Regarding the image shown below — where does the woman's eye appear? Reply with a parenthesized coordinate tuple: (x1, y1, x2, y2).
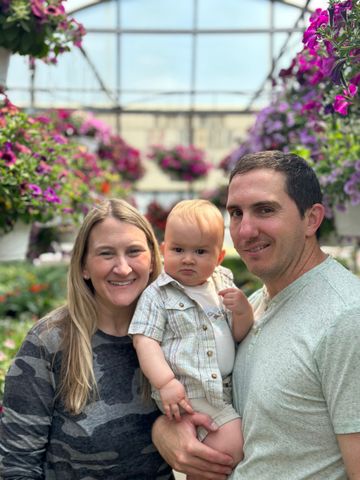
(128, 248, 142, 256)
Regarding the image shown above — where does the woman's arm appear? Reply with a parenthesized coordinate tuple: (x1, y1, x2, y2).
(152, 413, 234, 479)
(0, 327, 56, 478)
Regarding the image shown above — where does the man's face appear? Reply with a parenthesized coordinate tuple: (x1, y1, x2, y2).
(226, 168, 310, 296)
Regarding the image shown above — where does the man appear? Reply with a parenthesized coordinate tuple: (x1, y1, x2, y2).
(152, 150, 360, 480)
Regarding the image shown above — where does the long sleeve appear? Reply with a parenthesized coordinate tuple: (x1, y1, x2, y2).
(0, 325, 57, 479)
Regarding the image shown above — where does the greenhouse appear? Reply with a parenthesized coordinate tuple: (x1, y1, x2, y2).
(1, 0, 360, 478)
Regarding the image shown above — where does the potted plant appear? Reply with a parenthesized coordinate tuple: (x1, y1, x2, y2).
(98, 134, 145, 184)
(0, 0, 85, 63)
(0, 94, 90, 259)
(149, 144, 212, 182)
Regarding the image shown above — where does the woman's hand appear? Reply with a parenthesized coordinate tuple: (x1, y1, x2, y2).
(152, 412, 234, 479)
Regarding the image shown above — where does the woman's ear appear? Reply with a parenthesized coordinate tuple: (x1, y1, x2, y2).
(305, 203, 325, 237)
(82, 268, 90, 280)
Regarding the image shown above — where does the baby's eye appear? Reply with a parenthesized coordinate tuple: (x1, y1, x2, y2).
(196, 249, 206, 255)
(174, 247, 183, 253)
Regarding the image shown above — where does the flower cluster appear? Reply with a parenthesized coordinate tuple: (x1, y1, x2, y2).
(46, 109, 111, 144)
(149, 144, 212, 182)
(0, 0, 85, 63)
(310, 119, 360, 215)
(201, 185, 229, 210)
(98, 135, 145, 183)
(144, 200, 172, 243)
(0, 94, 83, 233)
(302, 0, 359, 116)
(221, 0, 359, 217)
(219, 97, 324, 174)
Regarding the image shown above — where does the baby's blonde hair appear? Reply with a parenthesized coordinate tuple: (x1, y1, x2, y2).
(166, 199, 225, 244)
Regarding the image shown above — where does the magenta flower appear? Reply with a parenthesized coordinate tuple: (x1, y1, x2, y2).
(333, 95, 351, 115)
(28, 184, 43, 196)
(43, 188, 61, 203)
(0, 148, 16, 166)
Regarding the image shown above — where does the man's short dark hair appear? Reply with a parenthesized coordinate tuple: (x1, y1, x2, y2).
(229, 150, 323, 217)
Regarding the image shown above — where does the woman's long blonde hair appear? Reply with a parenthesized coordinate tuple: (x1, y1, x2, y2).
(56, 199, 162, 414)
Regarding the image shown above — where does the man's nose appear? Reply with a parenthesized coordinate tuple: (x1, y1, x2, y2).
(233, 214, 258, 239)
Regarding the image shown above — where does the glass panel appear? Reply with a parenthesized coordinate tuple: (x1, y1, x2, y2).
(274, 3, 302, 29)
(121, 34, 192, 91)
(32, 33, 116, 108)
(6, 54, 31, 105)
(273, 32, 303, 76)
(122, 92, 192, 111)
(74, 0, 117, 29)
(198, 0, 269, 29)
(122, 0, 193, 29)
(196, 34, 269, 92)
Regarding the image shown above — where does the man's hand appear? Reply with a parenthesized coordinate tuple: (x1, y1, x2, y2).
(152, 412, 234, 479)
(159, 378, 194, 421)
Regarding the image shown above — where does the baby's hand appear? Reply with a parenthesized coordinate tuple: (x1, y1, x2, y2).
(159, 378, 193, 421)
(219, 287, 250, 316)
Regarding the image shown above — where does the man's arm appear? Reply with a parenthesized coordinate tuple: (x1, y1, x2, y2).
(152, 413, 234, 479)
(337, 433, 360, 480)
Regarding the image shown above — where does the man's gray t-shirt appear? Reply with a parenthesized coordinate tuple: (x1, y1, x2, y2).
(231, 256, 360, 480)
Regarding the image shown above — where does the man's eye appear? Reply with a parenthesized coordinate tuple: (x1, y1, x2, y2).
(229, 209, 242, 218)
(258, 207, 274, 215)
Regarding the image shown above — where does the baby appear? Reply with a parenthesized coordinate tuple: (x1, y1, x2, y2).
(129, 199, 253, 472)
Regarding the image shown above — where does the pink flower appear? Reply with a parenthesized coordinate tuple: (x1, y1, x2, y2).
(333, 95, 350, 115)
(3, 339, 15, 349)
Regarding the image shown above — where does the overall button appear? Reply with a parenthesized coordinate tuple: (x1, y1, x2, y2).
(211, 373, 217, 379)
(207, 350, 213, 357)
(202, 325, 208, 331)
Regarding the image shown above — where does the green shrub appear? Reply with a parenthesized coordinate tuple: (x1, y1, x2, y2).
(0, 262, 68, 321)
(0, 318, 34, 402)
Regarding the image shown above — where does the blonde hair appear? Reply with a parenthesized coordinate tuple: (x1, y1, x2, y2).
(56, 199, 162, 414)
(166, 199, 225, 244)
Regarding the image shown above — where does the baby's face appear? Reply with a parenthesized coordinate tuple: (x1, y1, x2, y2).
(162, 218, 225, 286)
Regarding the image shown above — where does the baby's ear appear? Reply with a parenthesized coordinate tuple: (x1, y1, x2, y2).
(218, 249, 226, 265)
(160, 241, 165, 255)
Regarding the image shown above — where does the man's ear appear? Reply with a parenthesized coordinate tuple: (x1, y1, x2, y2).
(217, 249, 226, 265)
(305, 203, 325, 237)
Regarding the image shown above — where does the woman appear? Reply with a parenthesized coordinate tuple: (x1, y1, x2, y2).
(0, 199, 174, 480)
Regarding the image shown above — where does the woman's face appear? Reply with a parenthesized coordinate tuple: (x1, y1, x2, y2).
(83, 217, 153, 322)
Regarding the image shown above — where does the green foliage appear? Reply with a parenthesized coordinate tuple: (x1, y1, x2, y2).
(0, 318, 33, 401)
(0, 261, 67, 321)
(222, 255, 262, 297)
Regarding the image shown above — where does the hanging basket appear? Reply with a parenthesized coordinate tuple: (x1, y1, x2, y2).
(0, 47, 11, 89)
(334, 204, 360, 238)
(0, 222, 32, 262)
